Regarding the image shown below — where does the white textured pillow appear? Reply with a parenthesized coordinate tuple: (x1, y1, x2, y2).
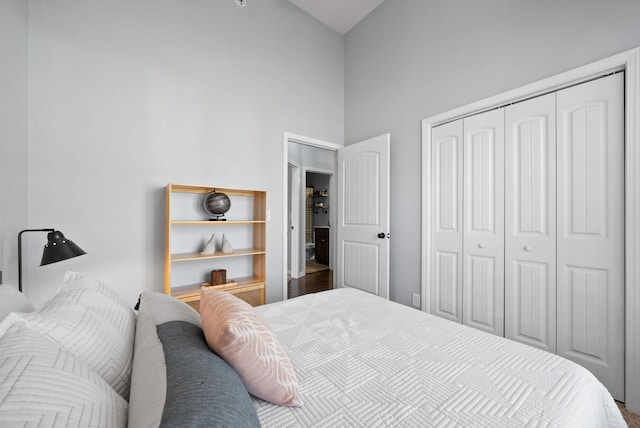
(0, 314, 128, 427)
(0, 285, 35, 320)
(55, 271, 136, 336)
(15, 272, 136, 399)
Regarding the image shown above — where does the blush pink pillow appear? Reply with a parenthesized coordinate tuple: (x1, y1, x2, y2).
(199, 288, 302, 407)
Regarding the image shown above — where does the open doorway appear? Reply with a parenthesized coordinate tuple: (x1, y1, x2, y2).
(289, 168, 334, 298)
(284, 132, 392, 301)
(283, 133, 340, 300)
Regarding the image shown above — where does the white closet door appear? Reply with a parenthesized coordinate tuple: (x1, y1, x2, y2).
(504, 93, 557, 352)
(463, 109, 505, 336)
(431, 120, 463, 322)
(556, 73, 625, 400)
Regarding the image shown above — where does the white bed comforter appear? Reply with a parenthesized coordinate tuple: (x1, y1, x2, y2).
(253, 288, 626, 427)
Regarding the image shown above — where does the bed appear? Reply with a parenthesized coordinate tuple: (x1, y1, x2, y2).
(252, 288, 626, 427)
(0, 274, 627, 427)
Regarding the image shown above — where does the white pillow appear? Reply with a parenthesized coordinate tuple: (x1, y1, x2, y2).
(0, 285, 35, 320)
(15, 272, 136, 399)
(0, 313, 128, 427)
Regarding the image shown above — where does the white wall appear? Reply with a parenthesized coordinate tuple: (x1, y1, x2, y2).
(22, 0, 344, 306)
(345, 0, 640, 306)
(0, 0, 28, 289)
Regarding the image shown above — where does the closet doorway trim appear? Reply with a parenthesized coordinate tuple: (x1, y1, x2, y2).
(420, 47, 640, 413)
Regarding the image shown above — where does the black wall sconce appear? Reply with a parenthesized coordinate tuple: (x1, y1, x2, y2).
(18, 229, 86, 293)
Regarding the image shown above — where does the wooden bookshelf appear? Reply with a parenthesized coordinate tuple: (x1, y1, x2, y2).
(164, 183, 266, 309)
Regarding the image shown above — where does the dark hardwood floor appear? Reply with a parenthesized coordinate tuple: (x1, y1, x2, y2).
(288, 269, 333, 298)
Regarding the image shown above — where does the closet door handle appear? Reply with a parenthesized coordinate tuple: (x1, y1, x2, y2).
(524, 245, 533, 252)
(478, 243, 486, 249)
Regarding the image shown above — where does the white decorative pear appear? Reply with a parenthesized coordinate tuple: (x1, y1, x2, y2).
(200, 233, 216, 255)
(221, 234, 233, 253)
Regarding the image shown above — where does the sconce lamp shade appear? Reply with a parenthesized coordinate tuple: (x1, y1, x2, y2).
(18, 228, 86, 293)
(40, 231, 86, 266)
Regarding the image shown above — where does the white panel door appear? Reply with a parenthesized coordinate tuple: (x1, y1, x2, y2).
(431, 120, 464, 322)
(505, 93, 557, 352)
(337, 134, 390, 299)
(463, 109, 505, 336)
(556, 73, 625, 400)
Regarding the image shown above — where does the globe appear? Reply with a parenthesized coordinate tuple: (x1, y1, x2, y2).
(203, 191, 231, 221)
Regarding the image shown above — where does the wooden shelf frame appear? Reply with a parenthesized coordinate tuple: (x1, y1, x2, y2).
(171, 220, 266, 226)
(170, 275, 265, 299)
(164, 183, 266, 306)
(171, 248, 266, 262)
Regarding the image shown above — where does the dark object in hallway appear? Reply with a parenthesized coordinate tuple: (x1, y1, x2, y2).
(288, 270, 333, 298)
(314, 228, 329, 265)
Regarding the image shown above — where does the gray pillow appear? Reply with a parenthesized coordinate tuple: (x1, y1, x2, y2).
(157, 321, 260, 428)
(129, 292, 201, 428)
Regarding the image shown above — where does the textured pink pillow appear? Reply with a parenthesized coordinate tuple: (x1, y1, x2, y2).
(199, 288, 302, 407)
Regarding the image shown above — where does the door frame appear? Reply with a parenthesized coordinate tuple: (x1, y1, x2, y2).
(283, 132, 341, 300)
(421, 47, 640, 412)
(287, 160, 301, 279)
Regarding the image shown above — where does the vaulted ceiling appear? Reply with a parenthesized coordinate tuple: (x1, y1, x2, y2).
(287, 0, 385, 34)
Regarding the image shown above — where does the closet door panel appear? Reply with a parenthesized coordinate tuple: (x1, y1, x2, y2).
(557, 73, 624, 400)
(463, 109, 504, 336)
(431, 120, 463, 322)
(504, 93, 556, 352)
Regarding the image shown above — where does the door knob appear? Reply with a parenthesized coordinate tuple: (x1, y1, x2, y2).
(478, 243, 486, 249)
(524, 245, 533, 252)
(378, 233, 386, 239)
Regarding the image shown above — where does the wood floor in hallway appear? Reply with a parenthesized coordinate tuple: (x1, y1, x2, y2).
(288, 269, 333, 299)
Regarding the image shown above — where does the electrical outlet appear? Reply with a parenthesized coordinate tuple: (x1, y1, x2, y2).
(412, 293, 420, 308)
